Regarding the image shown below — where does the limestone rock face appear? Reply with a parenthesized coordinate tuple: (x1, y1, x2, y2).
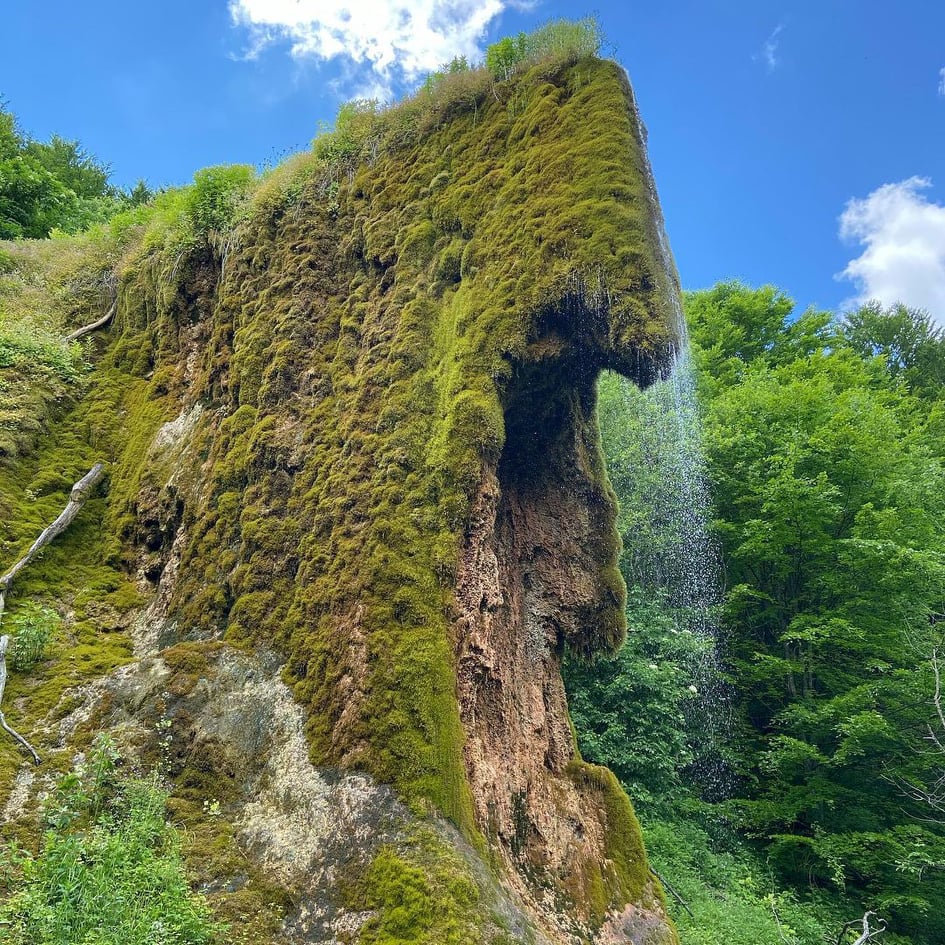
(0, 54, 682, 943)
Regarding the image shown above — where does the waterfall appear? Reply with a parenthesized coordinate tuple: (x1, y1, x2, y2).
(600, 81, 734, 799)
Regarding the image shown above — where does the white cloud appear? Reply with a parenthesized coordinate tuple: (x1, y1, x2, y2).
(754, 23, 784, 72)
(939, 66, 945, 97)
(838, 177, 945, 323)
(229, 0, 514, 96)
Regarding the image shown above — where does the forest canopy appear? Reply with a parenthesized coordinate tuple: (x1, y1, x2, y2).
(0, 102, 149, 239)
(567, 285, 945, 944)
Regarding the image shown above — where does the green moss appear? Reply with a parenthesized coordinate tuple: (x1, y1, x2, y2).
(567, 759, 666, 920)
(165, 794, 290, 944)
(161, 641, 225, 696)
(148, 55, 674, 841)
(0, 311, 172, 795)
(1, 35, 676, 935)
(397, 219, 438, 267)
(344, 831, 484, 945)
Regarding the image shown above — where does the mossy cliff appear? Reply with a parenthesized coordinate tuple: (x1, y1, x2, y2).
(1, 51, 680, 944)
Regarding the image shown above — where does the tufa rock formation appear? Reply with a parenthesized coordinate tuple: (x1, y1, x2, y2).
(0, 48, 683, 944)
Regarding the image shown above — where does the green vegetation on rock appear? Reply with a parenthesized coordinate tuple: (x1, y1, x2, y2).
(344, 834, 484, 945)
(0, 21, 680, 940)
(0, 738, 223, 945)
(123, 37, 674, 838)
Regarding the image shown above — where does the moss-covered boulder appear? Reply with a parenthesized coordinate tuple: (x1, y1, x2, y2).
(0, 45, 681, 945)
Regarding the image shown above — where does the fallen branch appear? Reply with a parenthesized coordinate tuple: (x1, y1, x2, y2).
(650, 867, 694, 919)
(836, 911, 886, 945)
(63, 303, 116, 343)
(0, 463, 105, 620)
(0, 463, 106, 764)
(0, 635, 40, 764)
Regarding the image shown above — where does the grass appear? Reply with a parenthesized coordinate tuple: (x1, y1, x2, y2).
(0, 737, 224, 945)
(641, 814, 863, 945)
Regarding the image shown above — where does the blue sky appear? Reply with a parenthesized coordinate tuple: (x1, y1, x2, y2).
(3, 1, 944, 319)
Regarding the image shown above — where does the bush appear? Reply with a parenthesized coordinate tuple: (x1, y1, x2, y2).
(186, 165, 255, 236)
(564, 590, 712, 808)
(0, 737, 224, 945)
(6, 602, 59, 672)
(485, 18, 602, 80)
(313, 99, 380, 167)
(139, 165, 255, 256)
(0, 322, 85, 382)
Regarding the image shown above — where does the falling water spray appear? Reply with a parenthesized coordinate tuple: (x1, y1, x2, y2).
(606, 83, 735, 799)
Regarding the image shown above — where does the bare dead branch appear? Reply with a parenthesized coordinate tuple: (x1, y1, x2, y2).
(836, 918, 859, 945)
(650, 867, 694, 919)
(770, 898, 791, 945)
(930, 649, 945, 746)
(0, 463, 105, 620)
(836, 911, 886, 945)
(63, 303, 116, 343)
(889, 647, 945, 820)
(0, 463, 106, 764)
(834, 911, 888, 945)
(0, 635, 40, 764)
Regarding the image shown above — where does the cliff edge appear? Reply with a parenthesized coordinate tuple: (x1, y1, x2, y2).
(0, 49, 681, 945)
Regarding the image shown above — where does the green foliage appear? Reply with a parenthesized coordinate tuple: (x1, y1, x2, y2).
(420, 56, 470, 94)
(0, 738, 224, 944)
(526, 18, 604, 58)
(140, 165, 255, 254)
(689, 283, 945, 942)
(185, 164, 255, 235)
(0, 311, 88, 460)
(25, 135, 110, 200)
(643, 817, 845, 945)
(840, 300, 945, 398)
(313, 99, 380, 165)
(565, 591, 707, 807)
(686, 281, 835, 394)
(485, 34, 529, 81)
(0, 103, 125, 239)
(0, 320, 84, 379)
(569, 279, 945, 942)
(5, 602, 59, 671)
(124, 179, 154, 207)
